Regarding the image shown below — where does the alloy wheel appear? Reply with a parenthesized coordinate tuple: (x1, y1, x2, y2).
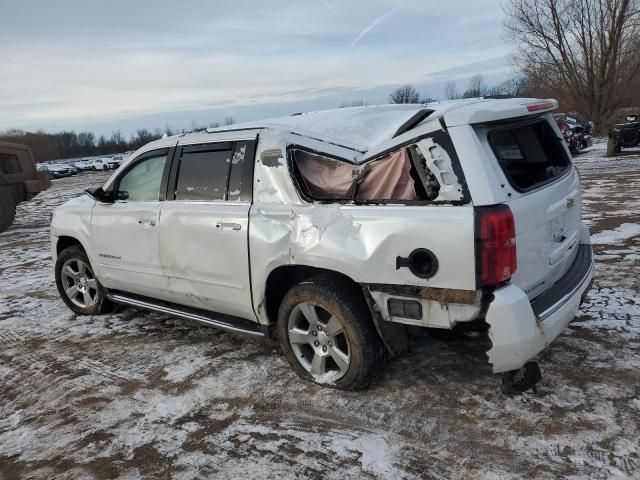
(287, 302, 351, 381)
(60, 258, 99, 309)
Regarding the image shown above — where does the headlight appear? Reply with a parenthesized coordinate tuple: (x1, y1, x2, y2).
(611, 128, 620, 132)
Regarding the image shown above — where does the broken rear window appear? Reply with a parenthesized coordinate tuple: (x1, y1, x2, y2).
(489, 119, 571, 192)
(292, 147, 444, 202)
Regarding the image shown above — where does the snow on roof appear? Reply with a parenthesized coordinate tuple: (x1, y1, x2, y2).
(206, 104, 430, 152)
(142, 98, 556, 157)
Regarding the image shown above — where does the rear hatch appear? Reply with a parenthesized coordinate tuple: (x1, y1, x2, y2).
(481, 117, 582, 300)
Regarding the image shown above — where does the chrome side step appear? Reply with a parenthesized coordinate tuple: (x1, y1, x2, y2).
(106, 292, 266, 338)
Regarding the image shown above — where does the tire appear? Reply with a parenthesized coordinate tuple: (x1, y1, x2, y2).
(0, 191, 16, 233)
(55, 245, 113, 315)
(607, 137, 617, 157)
(277, 275, 384, 390)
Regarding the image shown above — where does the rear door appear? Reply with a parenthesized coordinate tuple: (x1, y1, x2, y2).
(158, 138, 257, 320)
(478, 117, 582, 299)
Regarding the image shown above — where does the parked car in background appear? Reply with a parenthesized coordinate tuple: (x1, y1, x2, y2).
(91, 159, 109, 171)
(37, 163, 75, 179)
(0, 141, 51, 232)
(557, 117, 593, 154)
(608, 114, 640, 156)
(73, 160, 94, 172)
(51, 100, 594, 393)
(106, 156, 123, 170)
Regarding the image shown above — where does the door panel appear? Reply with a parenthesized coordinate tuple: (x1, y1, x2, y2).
(90, 148, 171, 299)
(91, 201, 167, 297)
(158, 202, 254, 319)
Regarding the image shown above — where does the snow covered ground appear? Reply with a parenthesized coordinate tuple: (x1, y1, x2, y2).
(1, 142, 639, 479)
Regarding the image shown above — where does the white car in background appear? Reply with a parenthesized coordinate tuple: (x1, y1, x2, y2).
(106, 156, 124, 170)
(90, 159, 109, 171)
(73, 160, 93, 172)
(50, 99, 594, 393)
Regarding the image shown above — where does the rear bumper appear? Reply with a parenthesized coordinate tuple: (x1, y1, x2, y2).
(485, 243, 595, 373)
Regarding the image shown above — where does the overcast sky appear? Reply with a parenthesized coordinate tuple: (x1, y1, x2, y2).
(0, 0, 510, 136)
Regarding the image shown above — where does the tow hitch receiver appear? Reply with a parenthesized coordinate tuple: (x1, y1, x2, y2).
(501, 361, 542, 395)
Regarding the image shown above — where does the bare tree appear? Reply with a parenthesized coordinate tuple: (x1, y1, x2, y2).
(486, 77, 528, 97)
(390, 86, 421, 104)
(504, 0, 640, 132)
(223, 116, 235, 126)
(445, 81, 460, 100)
(463, 74, 488, 98)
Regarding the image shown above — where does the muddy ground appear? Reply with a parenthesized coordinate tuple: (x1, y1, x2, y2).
(1, 142, 639, 479)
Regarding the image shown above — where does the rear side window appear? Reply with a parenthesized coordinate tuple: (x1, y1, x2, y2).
(0, 153, 22, 175)
(175, 147, 231, 201)
(489, 120, 570, 192)
(292, 148, 420, 202)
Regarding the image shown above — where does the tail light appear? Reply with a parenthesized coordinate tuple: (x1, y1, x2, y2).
(476, 205, 517, 287)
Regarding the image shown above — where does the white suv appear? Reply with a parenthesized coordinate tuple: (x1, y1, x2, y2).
(51, 100, 594, 391)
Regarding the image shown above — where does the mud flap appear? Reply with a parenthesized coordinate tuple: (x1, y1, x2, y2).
(362, 288, 409, 357)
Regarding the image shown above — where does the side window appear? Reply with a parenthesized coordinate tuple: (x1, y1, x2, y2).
(0, 152, 22, 175)
(227, 141, 255, 202)
(118, 154, 167, 202)
(292, 148, 420, 202)
(175, 146, 231, 201)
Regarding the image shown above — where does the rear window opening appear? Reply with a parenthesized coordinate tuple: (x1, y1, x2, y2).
(488, 119, 571, 192)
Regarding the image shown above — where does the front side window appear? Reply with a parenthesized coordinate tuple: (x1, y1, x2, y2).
(118, 154, 167, 202)
(489, 120, 571, 192)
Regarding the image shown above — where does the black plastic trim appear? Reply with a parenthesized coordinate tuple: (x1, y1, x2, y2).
(393, 109, 434, 138)
(530, 244, 594, 318)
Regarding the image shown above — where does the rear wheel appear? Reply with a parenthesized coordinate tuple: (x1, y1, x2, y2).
(55, 245, 113, 315)
(277, 275, 384, 390)
(0, 191, 16, 232)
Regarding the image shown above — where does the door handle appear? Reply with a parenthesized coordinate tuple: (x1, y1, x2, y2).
(138, 219, 156, 227)
(216, 222, 241, 231)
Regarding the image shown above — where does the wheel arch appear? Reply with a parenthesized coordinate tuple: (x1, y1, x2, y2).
(55, 235, 87, 256)
(262, 265, 364, 326)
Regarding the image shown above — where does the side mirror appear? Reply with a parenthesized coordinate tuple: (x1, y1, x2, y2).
(85, 186, 105, 199)
(116, 190, 129, 201)
(85, 186, 116, 203)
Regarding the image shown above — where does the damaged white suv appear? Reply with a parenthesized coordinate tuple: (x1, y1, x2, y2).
(51, 99, 594, 391)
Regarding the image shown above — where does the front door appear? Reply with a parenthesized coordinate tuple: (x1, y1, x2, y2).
(158, 139, 256, 320)
(91, 149, 171, 298)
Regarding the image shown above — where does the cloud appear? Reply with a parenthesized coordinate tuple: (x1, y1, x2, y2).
(0, 0, 509, 133)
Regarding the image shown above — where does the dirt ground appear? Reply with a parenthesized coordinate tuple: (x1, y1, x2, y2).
(1, 141, 639, 479)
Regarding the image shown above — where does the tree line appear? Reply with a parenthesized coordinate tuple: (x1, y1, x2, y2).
(0, 117, 235, 163)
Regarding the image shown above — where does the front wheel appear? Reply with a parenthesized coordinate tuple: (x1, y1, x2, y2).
(55, 245, 113, 315)
(277, 275, 384, 390)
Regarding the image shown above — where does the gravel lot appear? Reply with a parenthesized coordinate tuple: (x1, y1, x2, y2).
(1, 142, 639, 479)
